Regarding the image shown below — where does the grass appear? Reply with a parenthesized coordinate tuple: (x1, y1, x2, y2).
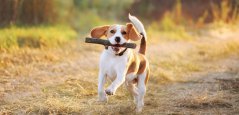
(196, 38, 239, 61)
(147, 16, 193, 43)
(148, 26, 239, 82)
(0, 25, 77, 49)
(1, 25, 239, 114)
(145, 4, 239, 81)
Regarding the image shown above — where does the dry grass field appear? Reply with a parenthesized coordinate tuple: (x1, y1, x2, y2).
(0, 26, 239, 114)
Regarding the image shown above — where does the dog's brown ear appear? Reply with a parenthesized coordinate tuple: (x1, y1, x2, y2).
(126, 23, 141, 41)
(91, 25, 110, 38)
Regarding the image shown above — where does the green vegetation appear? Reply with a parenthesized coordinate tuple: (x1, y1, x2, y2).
(1, 0, 239, 48)
(0, 25, 77, 49)
(147, 15, 193, 42)
(0, 0, 134, 49)
(69, 0, 133, 34)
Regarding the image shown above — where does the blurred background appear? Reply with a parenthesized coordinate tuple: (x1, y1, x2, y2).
(1, 0, 239, 114)
(1, 0, 239, 48)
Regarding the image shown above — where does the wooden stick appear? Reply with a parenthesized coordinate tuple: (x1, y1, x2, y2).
(85, 37, 137, 49)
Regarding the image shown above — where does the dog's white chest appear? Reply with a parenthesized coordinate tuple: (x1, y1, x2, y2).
(104, 61, 117, 79)
(99, 50, 129, 79)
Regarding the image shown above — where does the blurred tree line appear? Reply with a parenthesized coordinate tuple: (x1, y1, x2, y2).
(0, 0, 239, 27)
(0, 0, 133, 27)
(0, 0, 54, 26)
(130, 0, 239, 23)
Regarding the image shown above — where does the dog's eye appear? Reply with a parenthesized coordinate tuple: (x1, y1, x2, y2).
(110, 30, 115, 34)
(121, 31, 127, 35)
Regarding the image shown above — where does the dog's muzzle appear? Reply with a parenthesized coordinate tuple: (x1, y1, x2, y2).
(111, 45, 121, 52)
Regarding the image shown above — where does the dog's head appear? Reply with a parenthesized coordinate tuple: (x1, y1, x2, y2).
(90, 23, 141, 54)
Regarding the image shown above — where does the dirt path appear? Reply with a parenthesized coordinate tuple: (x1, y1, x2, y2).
(0, 37, 239, 114)
(145, 57, 239, 114)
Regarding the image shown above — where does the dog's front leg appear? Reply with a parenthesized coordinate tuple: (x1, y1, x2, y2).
(105, 70, 126, 95)
(98, 70, 107, 102)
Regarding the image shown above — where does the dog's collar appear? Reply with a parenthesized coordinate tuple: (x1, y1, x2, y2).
(116, 48, 127, 56)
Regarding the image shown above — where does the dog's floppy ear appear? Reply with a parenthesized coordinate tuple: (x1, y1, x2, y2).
(91, 25, 110, 38)
(126, 23, 141, 41)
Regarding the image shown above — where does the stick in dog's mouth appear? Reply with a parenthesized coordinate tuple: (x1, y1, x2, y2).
(85, 38, 136, 49)
(112, 43, 126, 47)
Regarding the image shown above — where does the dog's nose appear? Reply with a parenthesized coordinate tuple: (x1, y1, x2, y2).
(115, 36, 121, 43)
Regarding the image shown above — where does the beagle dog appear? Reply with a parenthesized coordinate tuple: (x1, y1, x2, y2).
(90, 14, 149, 112)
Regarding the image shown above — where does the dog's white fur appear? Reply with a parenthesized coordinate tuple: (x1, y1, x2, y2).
(94, 14, 148, 112)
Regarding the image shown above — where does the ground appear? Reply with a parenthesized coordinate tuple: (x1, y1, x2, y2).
(0, 28, 239, 114)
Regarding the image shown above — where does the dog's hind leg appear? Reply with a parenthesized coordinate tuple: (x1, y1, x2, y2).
(136, 72, 147, 112)
(126, 83, 138, 104)
(125, 73, 138, 104)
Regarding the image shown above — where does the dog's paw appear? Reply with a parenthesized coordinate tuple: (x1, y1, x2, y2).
(98, 96, 108, 102)
(136, 107, 143, 113)
(98, 91, 108, 102)
(105, 89, 115, 95)
(136, 101, 144, 113)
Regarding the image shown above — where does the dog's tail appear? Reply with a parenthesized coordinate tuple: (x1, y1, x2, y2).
(128, 14, 147, 55)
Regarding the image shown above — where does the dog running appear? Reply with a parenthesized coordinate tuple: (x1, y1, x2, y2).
(90, 14, 150, 112)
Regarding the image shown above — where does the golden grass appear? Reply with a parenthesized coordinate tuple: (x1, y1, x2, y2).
(196, 38, 239, 61)
(1, 34, 239, 114)
(148, 27, 239, 82)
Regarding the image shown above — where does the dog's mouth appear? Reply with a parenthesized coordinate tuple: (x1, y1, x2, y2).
(111, 46, 121, 52)
(111, 44, 123, 53)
